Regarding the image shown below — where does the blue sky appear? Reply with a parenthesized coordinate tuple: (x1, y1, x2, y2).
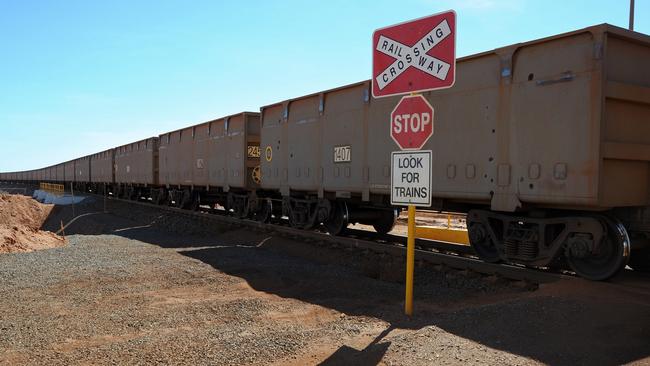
(1, 0, 648, 171)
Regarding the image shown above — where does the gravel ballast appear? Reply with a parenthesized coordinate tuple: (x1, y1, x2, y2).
(0, 193, 649, 365)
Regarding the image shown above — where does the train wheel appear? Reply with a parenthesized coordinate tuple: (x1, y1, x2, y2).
(179, 189, 192, 209)
(628, 248, 650, 271)
(324, 201, 349, 236)
(468, 221, 501, 263)
(230, 195, 249, 219)
(189, 193, 201, 211)
(255, 198, 272, 223)
(373, 209, 399, 234)
(288, 213, 314, 230)
(161, 189, 170, 205)
(566, 218, 630, 281)
(152, 188, 161, 205)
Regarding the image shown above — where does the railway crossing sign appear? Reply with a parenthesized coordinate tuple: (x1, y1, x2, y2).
(372, 10, 456, 98)
(375, 11, 456, 317)
(391, 150, 432, 207)
(391, 94, 434, 150)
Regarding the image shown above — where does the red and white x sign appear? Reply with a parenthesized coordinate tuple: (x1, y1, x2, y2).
(372, 11, 456, 98)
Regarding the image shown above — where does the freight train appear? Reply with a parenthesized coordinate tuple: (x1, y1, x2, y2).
(2, 24, 650, 280)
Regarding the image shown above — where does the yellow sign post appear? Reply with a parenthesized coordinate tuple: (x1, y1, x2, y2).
(372, 10, 457, 317)
(405, 205, 416, 315)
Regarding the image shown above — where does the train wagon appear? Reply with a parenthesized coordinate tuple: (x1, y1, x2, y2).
(259, 24, 650, 280)
(113, 137, 159, 200)
(73, 156, 91, 191)
(259, 82, 400, 232)
(90, 149, 115, 194)
(44, 168, 50, 182)
(158, 112, 261, 214)
(54, 163, 65, 183)
(64, 160, 75, 184)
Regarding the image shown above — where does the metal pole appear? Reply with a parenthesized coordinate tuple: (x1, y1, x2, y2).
(629, 0, 635, 31)
(405, 204, 416, 316)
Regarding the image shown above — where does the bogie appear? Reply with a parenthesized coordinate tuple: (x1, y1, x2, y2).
(468, 210, 630, 280)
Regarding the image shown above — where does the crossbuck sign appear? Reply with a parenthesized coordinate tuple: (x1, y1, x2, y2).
(372, 11, 456, 98)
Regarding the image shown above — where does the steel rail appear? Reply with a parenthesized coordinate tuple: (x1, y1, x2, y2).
(99, 194, 570, 284)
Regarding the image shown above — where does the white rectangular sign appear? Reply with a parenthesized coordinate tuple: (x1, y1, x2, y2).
(390, 150, 432, 207)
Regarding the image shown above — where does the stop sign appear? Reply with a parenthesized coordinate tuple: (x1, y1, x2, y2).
(390, 95, 434, 150)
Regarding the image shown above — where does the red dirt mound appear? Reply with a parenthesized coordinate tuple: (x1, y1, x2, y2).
(0, 193, 66, 253)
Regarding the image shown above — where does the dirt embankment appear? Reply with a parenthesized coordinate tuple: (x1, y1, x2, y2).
(0, 193, 66, 253)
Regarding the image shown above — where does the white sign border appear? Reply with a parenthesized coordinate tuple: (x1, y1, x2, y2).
(390, 94, 435, 151)
(390, 150, 433, 207)
(371, 10, 457, 99)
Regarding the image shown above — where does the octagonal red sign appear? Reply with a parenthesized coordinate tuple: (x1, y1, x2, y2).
(372, 10, 456, 98)
(390, 95, 434, 150)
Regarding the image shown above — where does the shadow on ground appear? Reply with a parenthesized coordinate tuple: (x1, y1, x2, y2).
(38, 193, 650, 366)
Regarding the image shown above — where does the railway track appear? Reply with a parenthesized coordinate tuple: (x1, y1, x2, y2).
(91, 193, 571, 285)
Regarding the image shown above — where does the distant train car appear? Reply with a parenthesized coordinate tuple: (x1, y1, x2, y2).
(90, 149, 115, 193)
(45, 166, 53, 182)
(64, 160, 75, 184)
(74, 155, 91, 191)
(158, 112, 261, 214)
(54, 163, 65, 183)
(113, 137, 158, 200)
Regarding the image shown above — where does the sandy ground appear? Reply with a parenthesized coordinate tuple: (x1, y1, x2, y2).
(0, 193, 66, 253)
(0, 193, 649, 365)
